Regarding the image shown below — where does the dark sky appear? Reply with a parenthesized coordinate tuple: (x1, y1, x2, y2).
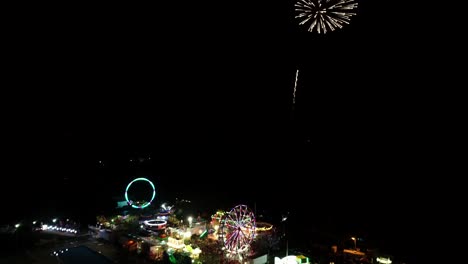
(9, 0, 401, 146)
(4, 1, 429, 183)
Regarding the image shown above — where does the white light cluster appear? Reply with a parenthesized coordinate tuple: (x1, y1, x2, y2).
(42, 225, 77, 233)
(51, 248, 69, 257)
(376, 257, 392, 264)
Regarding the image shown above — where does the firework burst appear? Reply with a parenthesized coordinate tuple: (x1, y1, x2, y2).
(295, 0, 358, 34)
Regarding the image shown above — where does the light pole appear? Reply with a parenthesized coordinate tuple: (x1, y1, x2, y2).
(281, 214, 288, 256)
(351, 237, 357, 250)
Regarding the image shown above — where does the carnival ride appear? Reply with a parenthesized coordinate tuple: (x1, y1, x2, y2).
(125, 178, 156, 209)
(219, 204, 256, 256)
(256, 222, 274, 233)
(143, 219, 167, 230)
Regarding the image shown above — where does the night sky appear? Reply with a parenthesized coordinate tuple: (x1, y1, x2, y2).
(3, 1, 436, 260)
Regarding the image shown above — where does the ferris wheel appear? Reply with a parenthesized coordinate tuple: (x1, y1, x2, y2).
(125, 178, 156, 209)
(220, 204, 256, 255)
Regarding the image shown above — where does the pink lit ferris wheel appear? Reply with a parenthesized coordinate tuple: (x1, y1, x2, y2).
(219, 204, 256, 255)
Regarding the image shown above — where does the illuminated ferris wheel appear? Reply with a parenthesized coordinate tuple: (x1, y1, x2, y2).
(125, 178, 156, 209)
(219, 204, 256, 255)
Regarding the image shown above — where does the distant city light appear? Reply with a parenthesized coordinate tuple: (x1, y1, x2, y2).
(52, 218, 57, 223)
(295, 0, 358, 34)
(32, 221, 37, 225)
(15, 223, 20, 228)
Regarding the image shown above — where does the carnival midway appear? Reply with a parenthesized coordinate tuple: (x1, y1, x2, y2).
(70, 177, 282, 263)
(12, 176, 395, 264)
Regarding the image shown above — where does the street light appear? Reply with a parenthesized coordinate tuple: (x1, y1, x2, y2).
(281, 213, 289, 256)
(351, 237, 357, 250)
(188, 216, 193, 228)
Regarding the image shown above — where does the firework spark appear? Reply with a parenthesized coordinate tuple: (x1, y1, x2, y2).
(295, 0, 358, 34)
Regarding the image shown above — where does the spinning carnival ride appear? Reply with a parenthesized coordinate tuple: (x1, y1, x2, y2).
(219, 204, 256, 255)
(125, 177, 156, 209)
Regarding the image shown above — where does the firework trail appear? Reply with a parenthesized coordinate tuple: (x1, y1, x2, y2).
(293, 69, 299, 107)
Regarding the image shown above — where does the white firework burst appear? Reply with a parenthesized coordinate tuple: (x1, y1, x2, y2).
(295, 0, 358, 34)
